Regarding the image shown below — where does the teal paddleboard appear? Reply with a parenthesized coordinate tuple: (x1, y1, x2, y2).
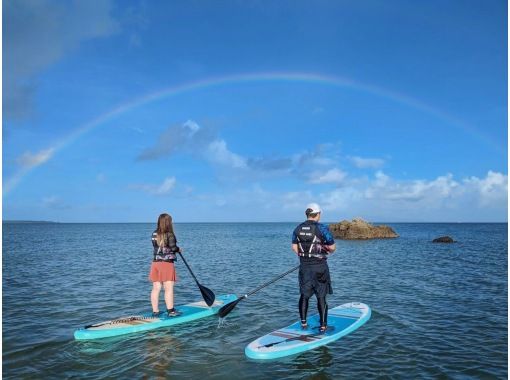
(245, 302, 371, 359)
(74, 294, 236, 340)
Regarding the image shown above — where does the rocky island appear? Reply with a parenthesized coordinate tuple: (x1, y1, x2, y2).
(329, 218, 398, 240)
(432, 236, 455, 243)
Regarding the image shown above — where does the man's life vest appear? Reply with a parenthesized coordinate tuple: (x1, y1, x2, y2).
(295, 221, 328, 258)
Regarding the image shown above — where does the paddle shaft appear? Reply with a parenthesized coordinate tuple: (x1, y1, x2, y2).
(242, 264, 300, 299)
(218, 264, 300, 318)
(177, 252, 215, 306)
(178, 252, 200, 285)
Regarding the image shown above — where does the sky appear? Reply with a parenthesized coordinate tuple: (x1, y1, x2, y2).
(3, 0, 508, 223)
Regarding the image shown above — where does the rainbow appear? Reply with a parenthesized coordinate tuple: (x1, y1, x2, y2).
(3, 71, 501, 195)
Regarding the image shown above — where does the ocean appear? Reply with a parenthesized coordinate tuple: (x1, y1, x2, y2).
(2, 222, 507, 379)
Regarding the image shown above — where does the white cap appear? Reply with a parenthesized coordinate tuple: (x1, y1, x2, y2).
(305, 203, 322, 214)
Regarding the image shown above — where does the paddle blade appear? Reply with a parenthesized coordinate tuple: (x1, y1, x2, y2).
(218, 297, 242, 318)
(199, 284, 216, 306)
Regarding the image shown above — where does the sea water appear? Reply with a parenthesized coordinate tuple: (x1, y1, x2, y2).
(2, 222, 507, 379)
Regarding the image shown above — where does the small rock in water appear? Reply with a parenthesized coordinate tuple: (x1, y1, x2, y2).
(432, 236, 455, 243)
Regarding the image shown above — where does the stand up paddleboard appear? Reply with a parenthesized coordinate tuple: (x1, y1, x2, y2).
(74, 294, 236, 340)
(245, 302, 371, 360)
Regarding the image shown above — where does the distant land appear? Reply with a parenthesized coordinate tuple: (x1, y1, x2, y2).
(3, 220, 59, 224)
(1, 220, 507, 224)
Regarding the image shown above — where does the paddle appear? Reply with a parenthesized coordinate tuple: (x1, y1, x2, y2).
(218, 264, 300, 318)
(178, 252, 216, 306)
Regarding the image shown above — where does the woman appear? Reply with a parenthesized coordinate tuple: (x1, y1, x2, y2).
(149, 213, 182, 317)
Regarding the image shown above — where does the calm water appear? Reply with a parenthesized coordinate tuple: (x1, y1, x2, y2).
(3, 222, 508, 379)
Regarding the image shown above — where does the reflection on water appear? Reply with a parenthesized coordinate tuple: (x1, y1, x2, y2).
(217, 317, 239, 330)
(143, 333, 182, 379)
(294, 346, 334, 370)
(3, 222, 508, 379)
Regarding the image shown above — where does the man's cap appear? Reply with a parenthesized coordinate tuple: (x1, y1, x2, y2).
(305, 203, 322, 214)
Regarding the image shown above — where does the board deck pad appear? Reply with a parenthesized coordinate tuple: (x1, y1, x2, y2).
(245, 302, 371, 360)
(74, 294, 237, 340)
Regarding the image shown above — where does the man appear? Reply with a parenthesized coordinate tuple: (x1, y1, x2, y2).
(291, 203, 336, 333)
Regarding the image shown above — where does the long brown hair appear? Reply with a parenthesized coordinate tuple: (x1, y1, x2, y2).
(156, 213, 174, 247)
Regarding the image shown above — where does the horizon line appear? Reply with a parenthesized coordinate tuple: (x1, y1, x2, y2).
(3, 220, 508, 224)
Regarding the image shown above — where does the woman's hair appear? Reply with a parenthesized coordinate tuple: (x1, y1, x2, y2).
(156, 213, 174, 247)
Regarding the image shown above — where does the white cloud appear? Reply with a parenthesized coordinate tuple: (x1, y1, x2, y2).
(42, 196, 58, 207)
(308, 168, 347, 184)
(463, 171, 508, 206)
(281, 191, 314, 210)
(16, 148, 55, 168)
(208, 171, 503, 221)
(156, 178, 177, 195)
(319, 187, 364, 210)
(316, 171, 507, 221)
(139, 122, 345, 177)
(292, 143, 340, 168)
(137, 119, 213, 160)
(365, 173, 459, 202)
(133, 177, 176, 196)
(6, 147, 57, 196)
(135, 124, 506, 221)
(42, 195, 70, 210)
(140, 120, 247, 169)
(183, 119, 200, 135)
(205, 139, 247, 169)
(349, 156, 385, 169)
(160, 171, 506, 222)
(374, 170, 390, 186)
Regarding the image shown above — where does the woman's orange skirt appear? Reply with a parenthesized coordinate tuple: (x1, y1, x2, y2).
(149, 261, 177, 282)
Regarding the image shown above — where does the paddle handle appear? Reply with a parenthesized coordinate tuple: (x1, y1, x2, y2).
(245, 264, 300, 298)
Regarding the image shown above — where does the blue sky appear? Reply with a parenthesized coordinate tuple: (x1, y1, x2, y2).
(3, 0, 508, 222)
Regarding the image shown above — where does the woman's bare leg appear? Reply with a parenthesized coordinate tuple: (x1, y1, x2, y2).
(163, 281, 175, 310)
(151, 282, 162, 313)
